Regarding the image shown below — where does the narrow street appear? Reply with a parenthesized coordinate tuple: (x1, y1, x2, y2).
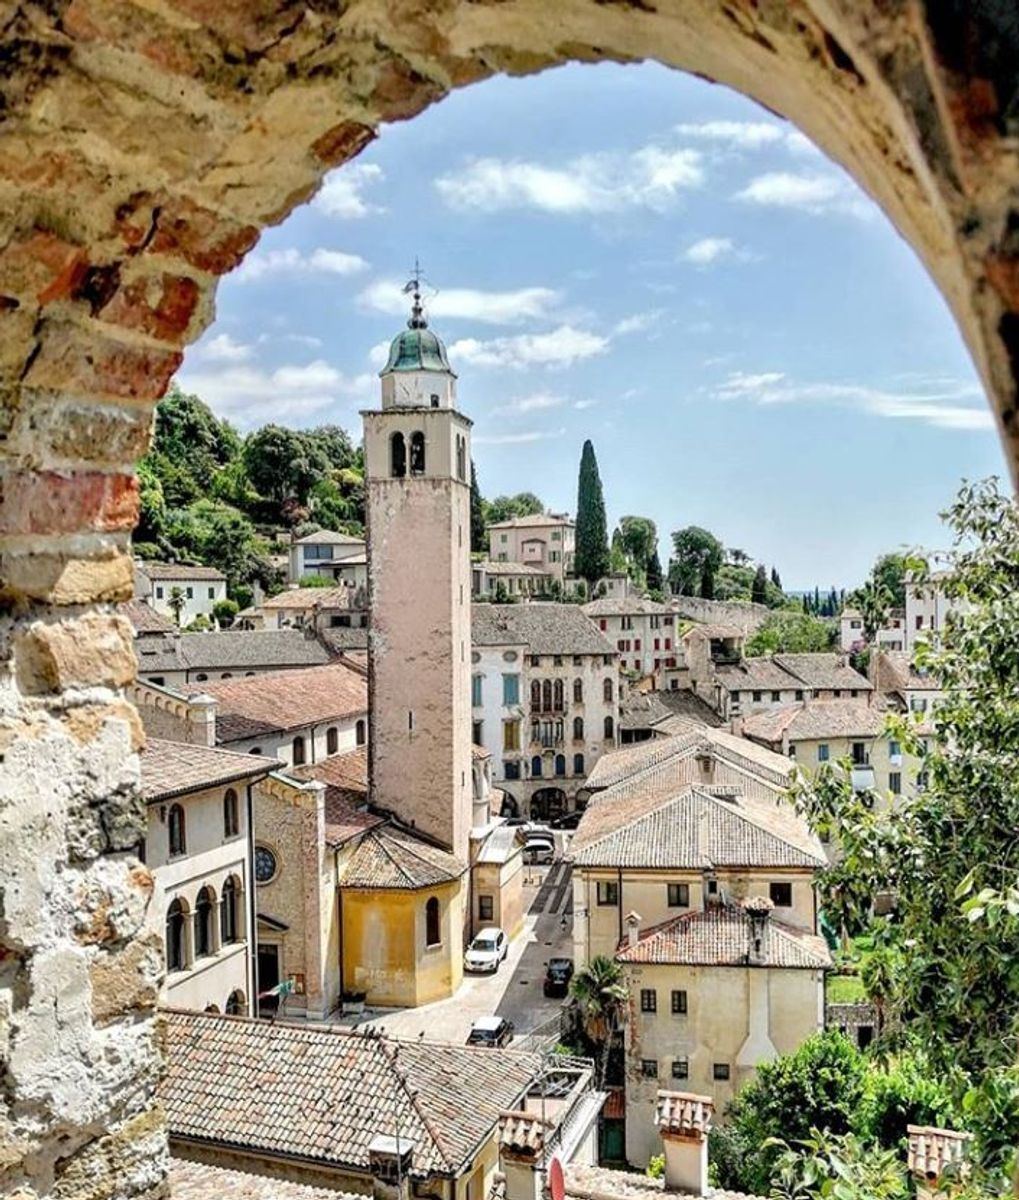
(340, 860, 575, 1044)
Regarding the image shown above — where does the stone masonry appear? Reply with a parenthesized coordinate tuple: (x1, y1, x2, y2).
(2, 3, 1019, 1197)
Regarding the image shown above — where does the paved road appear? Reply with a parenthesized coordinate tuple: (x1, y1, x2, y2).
(340, 861, 574, 1044)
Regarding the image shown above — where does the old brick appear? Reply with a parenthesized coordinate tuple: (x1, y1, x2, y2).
(0, 230, 89, 304)
(0, 471, 138, 536)
(36, 401, 155, 467)
(14, 613, 136, 694)
(98, 273, 201, 343)
(24, 326, 182, 401)
(2, 543, 134, 605)
(311, 120, 376, 168)
(148, 198, 259, 275)
(370, 59, 445, 124)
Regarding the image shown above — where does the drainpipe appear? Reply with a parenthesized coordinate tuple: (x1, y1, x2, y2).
(617, 866, 623, 946)
(337, 851, 345, 1007)
(246, 781, 258, 1013)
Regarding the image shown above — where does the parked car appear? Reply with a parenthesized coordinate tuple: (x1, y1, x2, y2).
(466, 1016, 514, 1047)
(551, 811, 583, 831)
(523, 836, 555, 865)
(523, 821, 553, 838)
(503, 816, 529, 827)
(464, 927, 509, 972)
(543, 957, 575, 998)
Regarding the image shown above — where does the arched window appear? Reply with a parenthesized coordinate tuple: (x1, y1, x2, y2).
(166, 898, 188, 972)
(425, 896, 441, 947)
(292, 736, 306, 766)
(604, 715, 615, 740)
(355, 718, 366, 746)
(326, 726, 338, 755)
(530, 680, 541, 710)
(221, 672, 233, 679)
(168, 804, 186, 856)
(409, 431, 426, 475)
(196, 672, 208, 682)
(225, 989, 245, 1016)
(555, 754, 566, 777)
(195, 885, 216, 958)
(574, 753, 585, 775)
(249, 747, 263, 755)
(531, 755, 543, 778)
(603, 677, 614, 703)
(573, 716, 584, 741)
(204, 1004, 220, 1013)
(391, 432, 406, 478)
(542, 680, 552, 712)
(223, 788, 239, 838)
(221, 875, 240, 944)
(573, 678, 583, 703)
(553, 680, 564, 711)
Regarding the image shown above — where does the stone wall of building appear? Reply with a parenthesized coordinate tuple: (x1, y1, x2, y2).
(3, 2, 1019, 1195)
(670, 597, 772, 632)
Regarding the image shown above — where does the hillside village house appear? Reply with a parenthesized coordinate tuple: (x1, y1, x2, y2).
(472, 559, 549, 599)
(288, 529, 367, 586)
(135, 561, 228, 626)
(839, 606, 906, 652)
(471, 603, 619, 820)
(582, 595, 678, 680)
(905, 571, 968, 651)
(871, 649, 945, 717)
(569, 729, 829, 1162)
(133, 627, 333, 688)
(740, 699, 917, 800)
(618, 689, 723, 746)
(141, 739, 278, 1017)
(488, 512, 576, 588)
(240, 583, 368, 633)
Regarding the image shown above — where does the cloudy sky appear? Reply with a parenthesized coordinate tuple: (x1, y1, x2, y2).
(177, 62, 1004, 590)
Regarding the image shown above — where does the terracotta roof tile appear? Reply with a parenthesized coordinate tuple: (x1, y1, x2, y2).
(338, 824, 465, 889)
(873, 651, 942, 695)
(135, 630, 333, 675)
(118, 599, 177, 635)
(565, 1163, 764, 1200)
(499, 1111, 551, 1156)
(656, 1091, 714, 1136)
(472, 603, 614, 656)
(616, 906, 831, 968)
(170, 1159, 360, 1200)
(742, 700, 887, 744)
(141, 738, 278, 802)
(582, 597, 671, 617)
(138, 561, 226, 580)
(773, 653, 873, 692)
(907, 1126, 973, 1180)
(162, 1011, 540, 1176)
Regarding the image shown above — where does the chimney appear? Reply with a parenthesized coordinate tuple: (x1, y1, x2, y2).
(743, 896, 773, 965)
(498, 1111, 551, 1200)
(186, 694, 217, 748)
(656, 1091, 714, 1193)
(625, 910, 642, 948)
(368, 1134, 415, 1200)
(907, 1126, 973, 1200)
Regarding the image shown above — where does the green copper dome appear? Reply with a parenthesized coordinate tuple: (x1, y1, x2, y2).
(380, 325, 455, 375)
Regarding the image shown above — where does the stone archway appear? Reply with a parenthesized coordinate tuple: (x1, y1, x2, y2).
(3, 3, 1019, 1195)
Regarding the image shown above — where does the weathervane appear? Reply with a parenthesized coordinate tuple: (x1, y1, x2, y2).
(402, 257, 428, 329)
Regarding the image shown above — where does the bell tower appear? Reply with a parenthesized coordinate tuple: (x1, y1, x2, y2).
(362, 271, 473, 862)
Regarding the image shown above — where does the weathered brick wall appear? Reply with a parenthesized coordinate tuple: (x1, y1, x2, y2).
(1, 3, 1018, 1196)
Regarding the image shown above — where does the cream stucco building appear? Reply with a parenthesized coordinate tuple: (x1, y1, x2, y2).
(487, 512, 576, 587)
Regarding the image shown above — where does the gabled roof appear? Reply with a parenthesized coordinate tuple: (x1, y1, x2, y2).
(196, 661, 367, 742)
(141, 738, 278, 801)
(872, 650, 942, 694)
(133, 629, 333, 674)
(294, 529, 365, 546)
(137, 561, 226, 581)
(261, 586, 360, 611)
(713, 657, 802, 691)
(742, 700, 887, 744)
(619, 689, 722, 732)
(289, 747, 381, 847)
(171, 1159, 362, 1200)
(475, 560, 549, 577)
(773, 653, 873, 692)
(488, 513, 574, 530)
(471, 603, 615, 656)
(616, 906, 831, 969)
(162, 1010, 539, 1177)
(339, 823, 465, 889)
(118, 599, 177, 635)
(566, 1163, 764, 1200)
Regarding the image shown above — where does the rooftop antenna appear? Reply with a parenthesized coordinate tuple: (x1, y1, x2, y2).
(401, 257, 428, 329)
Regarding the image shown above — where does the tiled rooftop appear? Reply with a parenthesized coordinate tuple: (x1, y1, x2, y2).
(773, 653, 873, 692)
(872, 650, 942, 694)
(289, 746, 378, 844)
(488, 513, 574, 530)
(338, 823, 465, 889)
(261, 586, 361, 611)
(134, 629, 333, 674)
(162, 1010, 540, 1176)
(741, 699, 887, 744)
(565, 1163, 763, 1200)
(656, 1091, 714, 1136)
(141, 739, 278, 802)
(617, 906, 832, 968)
(196, 661, 367, 741)
(472, 603, 615, 656)
(582, 596, 671, 617)
(170, 1158, 363, 1200)
(295, 530, 365, 546)
(118, 599, 178, 635)
(138, 561, 227, 580)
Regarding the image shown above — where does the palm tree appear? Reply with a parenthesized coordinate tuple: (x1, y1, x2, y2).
(168, 585, 186, 627)
(854, 579, 894, 643)
(569, 955, 628, 1084)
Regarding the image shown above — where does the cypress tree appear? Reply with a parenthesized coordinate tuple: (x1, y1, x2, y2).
(770, 566, 782, 591)
(751, 564, 768, 605)
(575, 439, 610, 587)
(646, 548, 664, 594)
(469, 461, 486, 554)
(700, 562, 715, 599)
(801, 594, 809, 614)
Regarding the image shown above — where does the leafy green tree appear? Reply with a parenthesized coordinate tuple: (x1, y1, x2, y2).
(150, 385, 241, 490)
(136, 459, 167, 544)
(870, 552, 909, 608)
(668, 526, 723, 597)
(615, 515, 658, 582)
(751, 563, 768, 604)
(745, 612, 834, 656)
(303, 424, 356, 471)
(485, 492, 544, 524)
(242, 425, 330, 506)
(470, 462, 486, 553)
(700, 561, 715, 599)
(768, 1130, 908, 1200)
(213, 598, 240, 627)
(646, 548, 664, 594)
(574, 440, 610, 587)
(168, 586, 185, 627)
(163, 500, 261, 595)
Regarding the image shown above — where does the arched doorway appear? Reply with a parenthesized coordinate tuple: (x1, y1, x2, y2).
(530, 787, 569, 822)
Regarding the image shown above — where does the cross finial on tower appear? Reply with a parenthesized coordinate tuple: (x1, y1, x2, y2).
(404, 257, 427, 329)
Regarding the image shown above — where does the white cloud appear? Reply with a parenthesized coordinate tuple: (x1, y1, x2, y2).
(734, 171, 872, 218)
(435, 145, 704, 215)
(282, 333, 324, 349)
(682, 236, 744, 266)
(192, 332, 253, 363)
(501, 392, 567, 414)
(574, 399, 598, 410)
(177, 359, 374, 429)
(676, 120, 785, 148)
(359, 279, 559, 325)
(314, 163, 385, 219)
(237, 247, 369, 282)
(613, 310, 664, 336)
(473, 428, 567, 446)
(713, 371, 993, 431)
(449, 326, 609, 370)
(368, 340, 391, 368)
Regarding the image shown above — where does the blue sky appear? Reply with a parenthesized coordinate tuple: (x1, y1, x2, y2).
(177, 62, 1004, 590)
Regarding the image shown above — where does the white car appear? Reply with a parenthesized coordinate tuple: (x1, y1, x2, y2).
(464, 927, 508, 973)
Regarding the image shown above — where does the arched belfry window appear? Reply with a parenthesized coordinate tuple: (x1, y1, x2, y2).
(409, 431, 426, 476)
(391, 432, 407, 478)
(456, 436, 466, 482)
